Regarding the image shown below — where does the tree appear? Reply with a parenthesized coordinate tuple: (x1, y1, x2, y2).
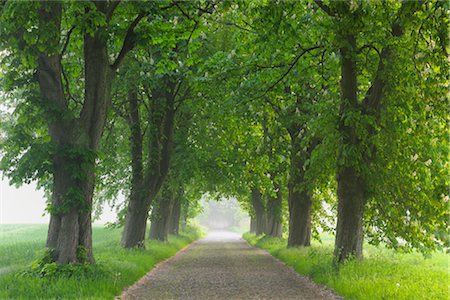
(315, 0, 448, 262)
(0, 1, 146, 263)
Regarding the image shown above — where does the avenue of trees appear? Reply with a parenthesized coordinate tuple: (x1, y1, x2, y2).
(0, 0, 448, 265)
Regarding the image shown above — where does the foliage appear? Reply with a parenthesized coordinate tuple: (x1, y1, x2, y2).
(0, 0, 448, 267)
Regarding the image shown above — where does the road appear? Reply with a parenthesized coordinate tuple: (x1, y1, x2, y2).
(121, 231, 341, 300)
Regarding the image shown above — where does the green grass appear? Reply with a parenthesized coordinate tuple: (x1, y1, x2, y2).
(244, 233, 450, 300)
(0, 224, 202, 299)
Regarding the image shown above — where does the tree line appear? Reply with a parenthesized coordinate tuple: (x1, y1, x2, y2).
(0, 0, 447, 266)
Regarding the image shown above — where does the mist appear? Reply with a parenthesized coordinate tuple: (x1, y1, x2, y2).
(195, 196, 250, 233)
(0, 177, 117, 224)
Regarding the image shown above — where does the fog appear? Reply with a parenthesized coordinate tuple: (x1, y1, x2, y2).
(0, 176, 250, 230)
(0, 177, 116, 224)
(195, 196, 250, 232)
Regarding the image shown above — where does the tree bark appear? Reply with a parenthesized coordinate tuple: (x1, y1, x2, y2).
(121, 193, 150, 248)
(286, 129, 318, 247)
(287, 187, 312, 247)
(168, 198, 181, 235)
(334, 33, 366, 262)
(149, 186, 174, 242)
(334, 166, 365, 261)
(249, 216, 256, 233)
(35, 1, 142, 262)
(121, 78, 177, 248)
(251, 188, 266, 235)
(333, 2, 421, 263)
(120, 89, 150, 247)
(265, 182, 283, 237)
(37, 2, 105, 264)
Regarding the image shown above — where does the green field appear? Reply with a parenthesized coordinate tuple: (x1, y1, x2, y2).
(0, 224, 201, 299)
(244, 233, 450, 300)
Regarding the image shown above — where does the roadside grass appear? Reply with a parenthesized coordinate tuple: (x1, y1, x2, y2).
(0, 224, 202, 299)
(244, 233, 449, 300)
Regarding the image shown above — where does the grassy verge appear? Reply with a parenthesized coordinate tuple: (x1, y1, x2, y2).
(244, 233, 449, 300)
(0, 224, 202, 299)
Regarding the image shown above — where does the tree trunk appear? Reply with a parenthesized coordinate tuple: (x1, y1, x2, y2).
(180, 199, 188, 231)
(121, 193, 150, 248)
(265, 182, 283, 237)
(37, 2, 107, 264)
(334, 33, 366, 262)
(334, 167, 365, 261)
(121, 79, 177, 248)
(251, 188, 266, 235)
(121, 89, 151, 248)
(168, 198, 181, 235)
(287, 188, 312, 247)
(249, 216, 256, 233)
(287, 132, 317, 247)
(36, 1, 142, 262)
(149, 187, 174, 242)
(45, 146, 97, 264)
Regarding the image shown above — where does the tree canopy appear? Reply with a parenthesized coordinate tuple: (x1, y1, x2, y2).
(0, 0, 448, 264)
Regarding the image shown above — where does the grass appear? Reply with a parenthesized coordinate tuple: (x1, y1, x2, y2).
(244, 233, 450, 300)
(0, 224, 202, 299)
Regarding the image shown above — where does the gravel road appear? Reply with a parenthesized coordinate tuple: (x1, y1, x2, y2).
(121, 231, 342, 300)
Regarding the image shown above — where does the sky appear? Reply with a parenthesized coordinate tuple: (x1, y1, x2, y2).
(0, 177, 116, 224)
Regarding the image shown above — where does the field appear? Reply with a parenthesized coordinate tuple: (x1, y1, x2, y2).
(0, 224, 201, 299)
(244, 233, 449, 300)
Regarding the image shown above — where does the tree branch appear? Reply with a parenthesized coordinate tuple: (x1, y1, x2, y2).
(161, 1, 179, 11)
(110, 13, 146, 71)
(60, 62, 80, 106)
(106, 0, 121, 23)
(60, 26, 75, 59)
(59, 26, 78, 105)
(220, 21, 257, 34)
(358, 44, 381, 56)
(175, 2, 193, 20)
(314, 0, 336, 16)
(264, 45, 323, 94)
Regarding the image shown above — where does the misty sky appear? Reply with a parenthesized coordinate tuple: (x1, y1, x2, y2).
(0, 177, 116, 224)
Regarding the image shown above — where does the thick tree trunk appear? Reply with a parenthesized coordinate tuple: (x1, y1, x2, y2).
(334, 34, 366, 262)
(37, 1, 141, 262)
(287, 188, 312, 247)
(37, 2, 102, 264)
(251, 188, 266, 235)
(334, 167, 365, 261)
(180, 199, 188, 231)
(168, 198, 181, 235)
(120, 89, 152, 248)
(149, 187, 174, 242)
(249, 216, 256, 233)
(121, 193, 150, 248)
(45, 150, 97, 263)
(286, 132, 317, 247)
(265, 182, 283, 237)
(122, 80, 176, 248)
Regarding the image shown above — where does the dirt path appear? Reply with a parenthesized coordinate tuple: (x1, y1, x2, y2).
(121, 231, 342, 300)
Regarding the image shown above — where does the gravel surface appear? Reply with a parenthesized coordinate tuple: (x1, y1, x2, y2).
(121, 231, 342, 300)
